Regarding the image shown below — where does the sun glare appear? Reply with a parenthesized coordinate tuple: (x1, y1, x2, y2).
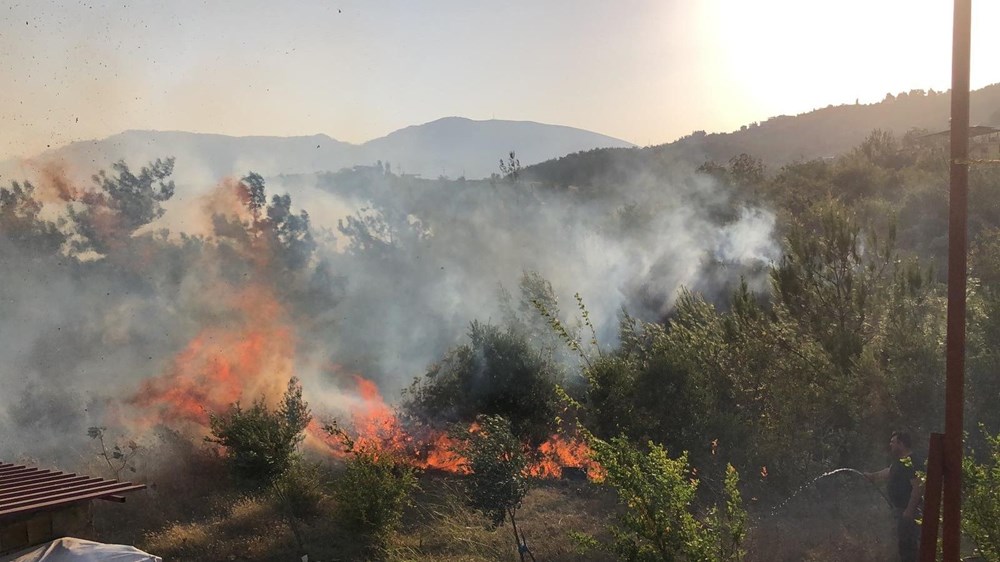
(710, 0, 998, 127)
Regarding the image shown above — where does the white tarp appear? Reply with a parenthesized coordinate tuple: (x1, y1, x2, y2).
(0, 538, 161, 562)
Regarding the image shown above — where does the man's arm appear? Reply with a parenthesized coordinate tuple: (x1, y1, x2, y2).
(903, 475, 924, 520)
(864, 467, 889, 483)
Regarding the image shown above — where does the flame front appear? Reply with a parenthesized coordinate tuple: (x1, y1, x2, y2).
(130, 295, 598, 479)
(310, 375, 600, 479)
(128, 284, 294, 431)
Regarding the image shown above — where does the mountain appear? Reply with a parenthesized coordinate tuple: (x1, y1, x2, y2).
(361, 117, 634, 179)
(0, 118, 634, 188)
(524, 83, 1000, 186)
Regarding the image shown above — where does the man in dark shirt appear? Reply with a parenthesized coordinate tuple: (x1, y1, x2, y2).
(865, 431, 925, 562)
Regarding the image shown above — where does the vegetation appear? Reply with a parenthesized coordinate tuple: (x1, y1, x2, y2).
(270, 460, 327, 553)
(87, 426, 141, 482)
(579, 436, 746, 562)
(324, 422, 418, 557)
(522, 84, 1000, 185)
(207, 377, 312, 485)
(403, 320, 563, 446)
(964, 428, 1000, 561)
(454, 414, 535, 561)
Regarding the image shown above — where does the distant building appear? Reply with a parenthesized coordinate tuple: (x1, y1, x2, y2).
(920, 126, 1000, 159)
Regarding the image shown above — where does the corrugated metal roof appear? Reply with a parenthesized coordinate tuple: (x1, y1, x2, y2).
(0, 462, 145, 518)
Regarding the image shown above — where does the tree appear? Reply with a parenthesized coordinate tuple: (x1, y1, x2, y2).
(263, 193, 316, 271)
(499, 151, 521, 183)
(455, 415, 535, 562)
(239, 172, 267, 218)
(662, 287, 834, 485)
(727, 153, 765, 188)
(208, 377, 311, 485)
(772, 200, 892, 373)
(0, 180, 66, 254)
(498, 271, 567, 360)
(71, 158, 175, 255)
(271, 460, 326, 554)
(337, 206, 399, 257)
(857, 129, 901, 169)
(968, 229, 1000, 431)
(581, 316, 713, 457)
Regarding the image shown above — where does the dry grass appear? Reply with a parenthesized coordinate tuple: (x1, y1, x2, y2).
(389, 477, 616, 562)
(92, 427, 232, 537)
(92, 444, 905, 562)
(104, 470, 617, 562)
(141, 494, 294, 561)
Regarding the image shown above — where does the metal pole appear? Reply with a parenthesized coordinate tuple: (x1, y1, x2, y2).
(943, 0, 971, 559)
(919, 433, 945, 562)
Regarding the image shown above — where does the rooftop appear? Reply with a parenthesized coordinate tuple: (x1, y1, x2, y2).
(0, 462, 145, 519)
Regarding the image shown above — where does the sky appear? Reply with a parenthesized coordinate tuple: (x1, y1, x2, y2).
(2, 0, 999, 160)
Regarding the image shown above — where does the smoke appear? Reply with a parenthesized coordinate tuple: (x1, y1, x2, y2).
(0, 153, 778, 463)
(278, 159, 778, 391)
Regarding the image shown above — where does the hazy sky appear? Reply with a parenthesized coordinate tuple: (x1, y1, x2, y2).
(3, 0, 999, 159)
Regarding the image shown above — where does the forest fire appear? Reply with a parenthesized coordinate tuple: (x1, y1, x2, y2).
(128, 289, 596, 479)
(308, 374, 600, 479)
(121, 176, 599, 480)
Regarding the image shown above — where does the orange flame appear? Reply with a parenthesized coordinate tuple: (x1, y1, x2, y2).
(530, 434, 602, 479)
(309, 374, 601, 480)
(127, 284, 293, 432)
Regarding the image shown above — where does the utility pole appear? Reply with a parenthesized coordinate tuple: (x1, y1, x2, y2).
(920, 1, 970, 560)
(942, 0, 970, 558)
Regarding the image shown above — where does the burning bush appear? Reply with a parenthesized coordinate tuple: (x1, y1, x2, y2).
(208, 377, 311, 485)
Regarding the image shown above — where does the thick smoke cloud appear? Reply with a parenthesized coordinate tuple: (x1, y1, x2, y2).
(0, 154, 777, 464)
(282, 160, 777, 390)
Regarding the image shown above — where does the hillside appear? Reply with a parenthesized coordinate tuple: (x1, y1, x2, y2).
(525, 83, 1000, 186)
(0, 118, 633, 188)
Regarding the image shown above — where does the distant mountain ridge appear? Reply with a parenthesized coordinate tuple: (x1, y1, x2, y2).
(524, 83, 1000, 186)
(0, 117, 635, 186)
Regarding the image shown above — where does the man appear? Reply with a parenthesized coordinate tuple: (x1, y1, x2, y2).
(864, 431, 925, 562)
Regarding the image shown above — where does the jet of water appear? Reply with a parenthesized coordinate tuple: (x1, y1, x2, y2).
(769, 467, 893, 517)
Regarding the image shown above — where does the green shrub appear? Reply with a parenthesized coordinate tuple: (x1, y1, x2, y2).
(453, 415, 535, 560)
(272, 460, 326, 521)
(271, 459, 327, 553)
(964, 428, 1000, 561)
(208, 377, 311, 485)
(325, 423, 417, 556)
(585, 436, 746, 562)
(403, 321, 562, 446)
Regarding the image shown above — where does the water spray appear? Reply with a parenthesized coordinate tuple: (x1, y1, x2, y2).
(769, 467, 893, 517)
